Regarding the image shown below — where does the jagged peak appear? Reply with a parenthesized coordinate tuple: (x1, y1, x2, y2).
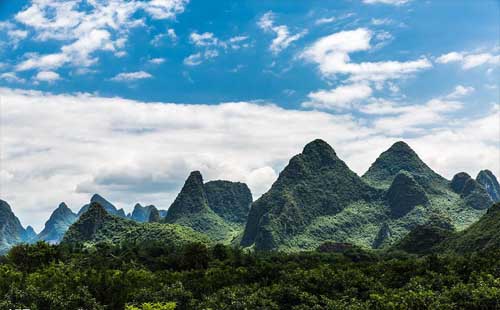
(302, 139, 337, 158)
(82, 202, 109, 219)
(451, 172, 472, 193)
(478, 169, 495, 178)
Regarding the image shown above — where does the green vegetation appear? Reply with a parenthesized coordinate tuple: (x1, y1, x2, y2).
(0, 240, 499, 309)
(241, 140, 492, 251)
(63, 202, 209, 248)
(164, 171, 251, 243)
(241, 139, 381, 250)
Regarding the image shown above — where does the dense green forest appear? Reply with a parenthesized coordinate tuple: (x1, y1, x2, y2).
(0, 241, 499, 309)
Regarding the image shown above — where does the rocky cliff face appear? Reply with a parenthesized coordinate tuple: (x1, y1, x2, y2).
(0, 200, 33, 254)
(476, 170, 500, 202)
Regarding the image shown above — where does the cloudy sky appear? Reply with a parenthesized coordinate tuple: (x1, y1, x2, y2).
(0, 0, 498, 231)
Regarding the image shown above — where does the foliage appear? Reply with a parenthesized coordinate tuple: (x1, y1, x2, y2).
(164, 171, 250, 243)
(0, 241, 499, 309)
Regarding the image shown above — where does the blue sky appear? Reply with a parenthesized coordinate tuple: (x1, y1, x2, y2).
(0, 0, 499, 230)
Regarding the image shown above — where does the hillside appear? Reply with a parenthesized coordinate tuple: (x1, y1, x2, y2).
(163, 171, 252, 243)
(241, 140, 493, 251)
(63, 202, 209, 247)
(129, 204, 161, 223)
(77, 194, 127, 218)
(477, 169, 500, 202)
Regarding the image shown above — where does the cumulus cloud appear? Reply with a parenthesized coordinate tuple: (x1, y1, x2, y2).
(436, 51, 500, 69)
(11, 0, 189, 75)
(303, 83, 373, 110)
(445, 85, 474, 99)
(35, 71, 61, 82)
(301, 28, 432, 82)
(1, 88, 498, 230)
(149, 58, 166, 64)
(0, 72, 26, 83)
(258, 11, 307, 54)
(111, 71, 152, 81)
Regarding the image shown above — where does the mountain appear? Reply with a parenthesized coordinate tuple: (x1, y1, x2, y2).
(163, 171, 252, 243)
(241, 140, 493, 251)
(0, 200, 33, 254)
(241, 139, 382, 251)
(451, 172, 492, 210)
(129, 204, 160, 223)
(394, 202, 500, 254)
(476, 170, 500, 202)
(37, 202, 77, 244)
(63, 202, 209, 247)
(363, 141, 448, 193)
(23, 226, 38, 243)
(77, 194, 126, 218)
(205, 180, 252, 224)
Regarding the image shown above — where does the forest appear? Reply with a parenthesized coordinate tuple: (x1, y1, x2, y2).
(0, 241, 498, 309)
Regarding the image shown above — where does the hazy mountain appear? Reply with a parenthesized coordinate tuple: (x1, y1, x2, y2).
(476, 170, 500, 202)
(37, 202, 77, 244)
(163, 171, 252, 243)
(0, 200, 33, 254)
(129, 204, 159, 223)
(77, 194, 126, 218)
(451, 172, 493, 210)
(63, 202, 209, 247)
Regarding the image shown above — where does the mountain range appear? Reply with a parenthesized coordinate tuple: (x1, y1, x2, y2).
(1, 139, 498, 254)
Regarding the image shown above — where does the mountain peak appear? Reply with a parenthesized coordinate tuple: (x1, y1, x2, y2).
(187, 170, 204, 184)
(165, 171, 210, 222)
(302, 139, 337, 159)
(386, 170, 429, 217)
(477, 170, 500, 202)
(363, 141, 445, 191)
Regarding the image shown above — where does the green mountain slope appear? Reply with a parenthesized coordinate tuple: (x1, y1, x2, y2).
(394, 202, 500, 254)
(451, 172, 492, 210)
(38, 202, 77, 244)
(163, 171, 250, 243)
(0, 200, 33, 254)
(63, 202, 209, 247)
(205, 180, 252, 224)
(240, 139, 382, 251)
(476, 169, 500, 202)
(241, 140, 492, 251)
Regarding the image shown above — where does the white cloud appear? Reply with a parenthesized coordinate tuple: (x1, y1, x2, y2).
(258, 11, 307, 54)
(151, 28, 177, 46)
(183, 53, 203, 66)
(436, 51, 500, 69)
(12, 0, 189, 73)
(190, 32, 219, 47)
(1, 88, 498, 230)
(35, 71, 61, 82)
(445, 85, 474, 99)
(111, 71, 152, 81)
(363, 0, 410, 5)
(149, 58, 166, 64)
(303, 83, 373, 110)
(301, 28, 431, 82)
(315, 17, 336, 25)
(371, 18, 393, 26)
(0, 72, 26, 83)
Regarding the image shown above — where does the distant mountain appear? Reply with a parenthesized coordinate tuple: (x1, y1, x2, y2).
(394, 202, 500, 254)
(241, 139, 381, 250)
(129, 204, 159, 223)
(63, 202, 208, 247)
(451, 172, 492, 210)
(23, 226, 38, 243)
(241, 140, 493, 251)
(77, 194, 126, 218)
(0, 199, 34, 254)
(476, 170, 500, 202)
(163, 171, 252, 243)
(38, 202, 77, 244)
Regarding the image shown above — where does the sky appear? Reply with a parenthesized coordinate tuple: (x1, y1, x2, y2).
(0, 0, 499, 231)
